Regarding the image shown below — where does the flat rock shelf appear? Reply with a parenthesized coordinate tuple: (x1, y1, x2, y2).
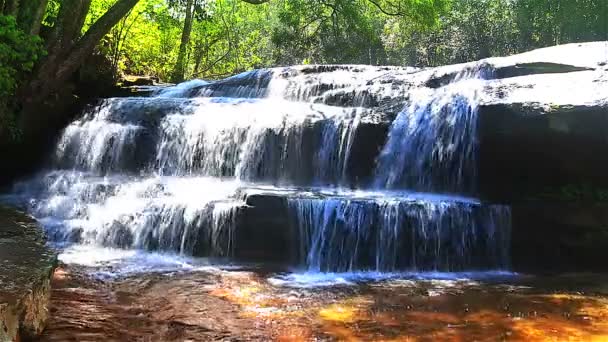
(0, 206, 57, 342)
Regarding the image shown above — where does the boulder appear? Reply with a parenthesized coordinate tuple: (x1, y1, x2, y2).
(478, 55, 608, 201)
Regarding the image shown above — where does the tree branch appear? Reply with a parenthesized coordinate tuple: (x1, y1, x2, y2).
(366, 0, 405, 16)
(240, 0, 269, 4)
(54, 0, 140, 84)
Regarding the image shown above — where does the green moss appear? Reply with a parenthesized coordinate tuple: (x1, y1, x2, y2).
(528, 184, 608, 202)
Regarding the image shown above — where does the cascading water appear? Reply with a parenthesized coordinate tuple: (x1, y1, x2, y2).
(288, 194, 509, 272)
(374, 68, 491, 194)
(4, 64, 511, 275)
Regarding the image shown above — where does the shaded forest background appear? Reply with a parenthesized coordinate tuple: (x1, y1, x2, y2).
(88, 0, 605, 81)
(0, 0, 605, 184)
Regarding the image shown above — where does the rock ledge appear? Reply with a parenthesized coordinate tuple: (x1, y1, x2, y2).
(0, 206, 56, 342)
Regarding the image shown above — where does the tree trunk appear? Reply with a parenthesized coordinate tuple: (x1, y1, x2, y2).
(3, 0, 18, 16)
(21, 0, 140, 136)
(45, 0, 92, 53)
(172, 0, 194, 83)
(54, 0, 138, 85)
(17, 0, 49, 35)
(44, 0, 90, 69)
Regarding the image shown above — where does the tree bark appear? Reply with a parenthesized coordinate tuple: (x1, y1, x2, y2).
(17, 0, 48, 35)
(54, 0, 139, 84)
(32, 0, 139, 96)
(21, 0, 140, 136)
(3, 0, 18, 16)
(45, 0, 92, 54)
(45, 0, 89, 66)
(172, 0, 195, 83)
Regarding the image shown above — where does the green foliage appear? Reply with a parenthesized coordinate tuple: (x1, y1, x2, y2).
(533, 184, 608, 202)
(0, 15, 45, 140)
(83, 0, 604, 82)
(0, 15, 44, 98)
(382, 0, 607, 67)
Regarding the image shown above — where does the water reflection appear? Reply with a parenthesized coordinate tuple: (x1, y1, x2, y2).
(42, 260, 608, 341)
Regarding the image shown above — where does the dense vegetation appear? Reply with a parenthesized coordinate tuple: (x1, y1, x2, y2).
(0, 0, 605, 181)
(88, 0, 605, 82)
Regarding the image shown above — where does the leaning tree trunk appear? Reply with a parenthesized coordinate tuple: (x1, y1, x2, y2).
(28, 0, 139, 100)
(172, 0, 195, 83)
(16, 0, 49, 35)
(20, 0, 140, 138)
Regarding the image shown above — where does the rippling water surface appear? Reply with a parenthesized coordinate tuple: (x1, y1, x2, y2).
(40, 247, 608, 341)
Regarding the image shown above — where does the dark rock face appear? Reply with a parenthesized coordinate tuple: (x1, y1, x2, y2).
(0, 206, 57, 341)
(479, 102, 608, 201)
(233, 194, 293, 262)
(511, 203, 608, 272)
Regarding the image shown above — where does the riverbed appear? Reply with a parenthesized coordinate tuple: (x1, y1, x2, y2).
(39, 246, 608, 341)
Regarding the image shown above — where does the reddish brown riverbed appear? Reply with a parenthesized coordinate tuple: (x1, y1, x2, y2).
(41, 265, 608, 341)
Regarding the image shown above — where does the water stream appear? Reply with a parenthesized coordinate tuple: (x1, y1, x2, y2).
(1, 65, 534, 340)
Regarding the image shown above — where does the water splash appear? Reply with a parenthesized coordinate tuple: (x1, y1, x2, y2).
(55, 105, 143, 173)
(13, 172, 243, 256)
(315, 115, 361, 185)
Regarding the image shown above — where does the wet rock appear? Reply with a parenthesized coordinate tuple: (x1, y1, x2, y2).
(478, 69, 608, 201)
(233, 194, 293, 262)
(121, 76, 159, 87)
(0, 206, 57, 341)
(102, 220, 134, 248)
(426, 42, 606, 87)
(511, 203, 608, 272)
(493, 62, 594, 79)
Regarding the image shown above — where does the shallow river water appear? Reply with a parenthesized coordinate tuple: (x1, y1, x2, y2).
(39, 246, 608, 341)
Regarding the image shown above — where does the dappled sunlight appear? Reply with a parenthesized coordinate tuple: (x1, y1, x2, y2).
(318, 303, 363, 323)
(508, 294, 608, 341)
(39, 264, 608, 341)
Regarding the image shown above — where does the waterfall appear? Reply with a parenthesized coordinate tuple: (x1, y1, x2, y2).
(375, 68, 491, 194)
(5, 64, 511, 273)
(15, 171, 242, 256)
(288, 194, 509, 272)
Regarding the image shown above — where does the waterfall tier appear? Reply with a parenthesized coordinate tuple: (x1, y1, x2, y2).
(5, 63, 513, 272)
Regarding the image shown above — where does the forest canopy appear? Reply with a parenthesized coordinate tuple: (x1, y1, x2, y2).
(78, 0, 608, 82)
(0, 0, 605, 143)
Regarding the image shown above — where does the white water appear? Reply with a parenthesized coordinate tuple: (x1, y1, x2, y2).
(4, 65, 512, 282)
(267, 270, 516, 288)
(375, 69, 491, 194)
